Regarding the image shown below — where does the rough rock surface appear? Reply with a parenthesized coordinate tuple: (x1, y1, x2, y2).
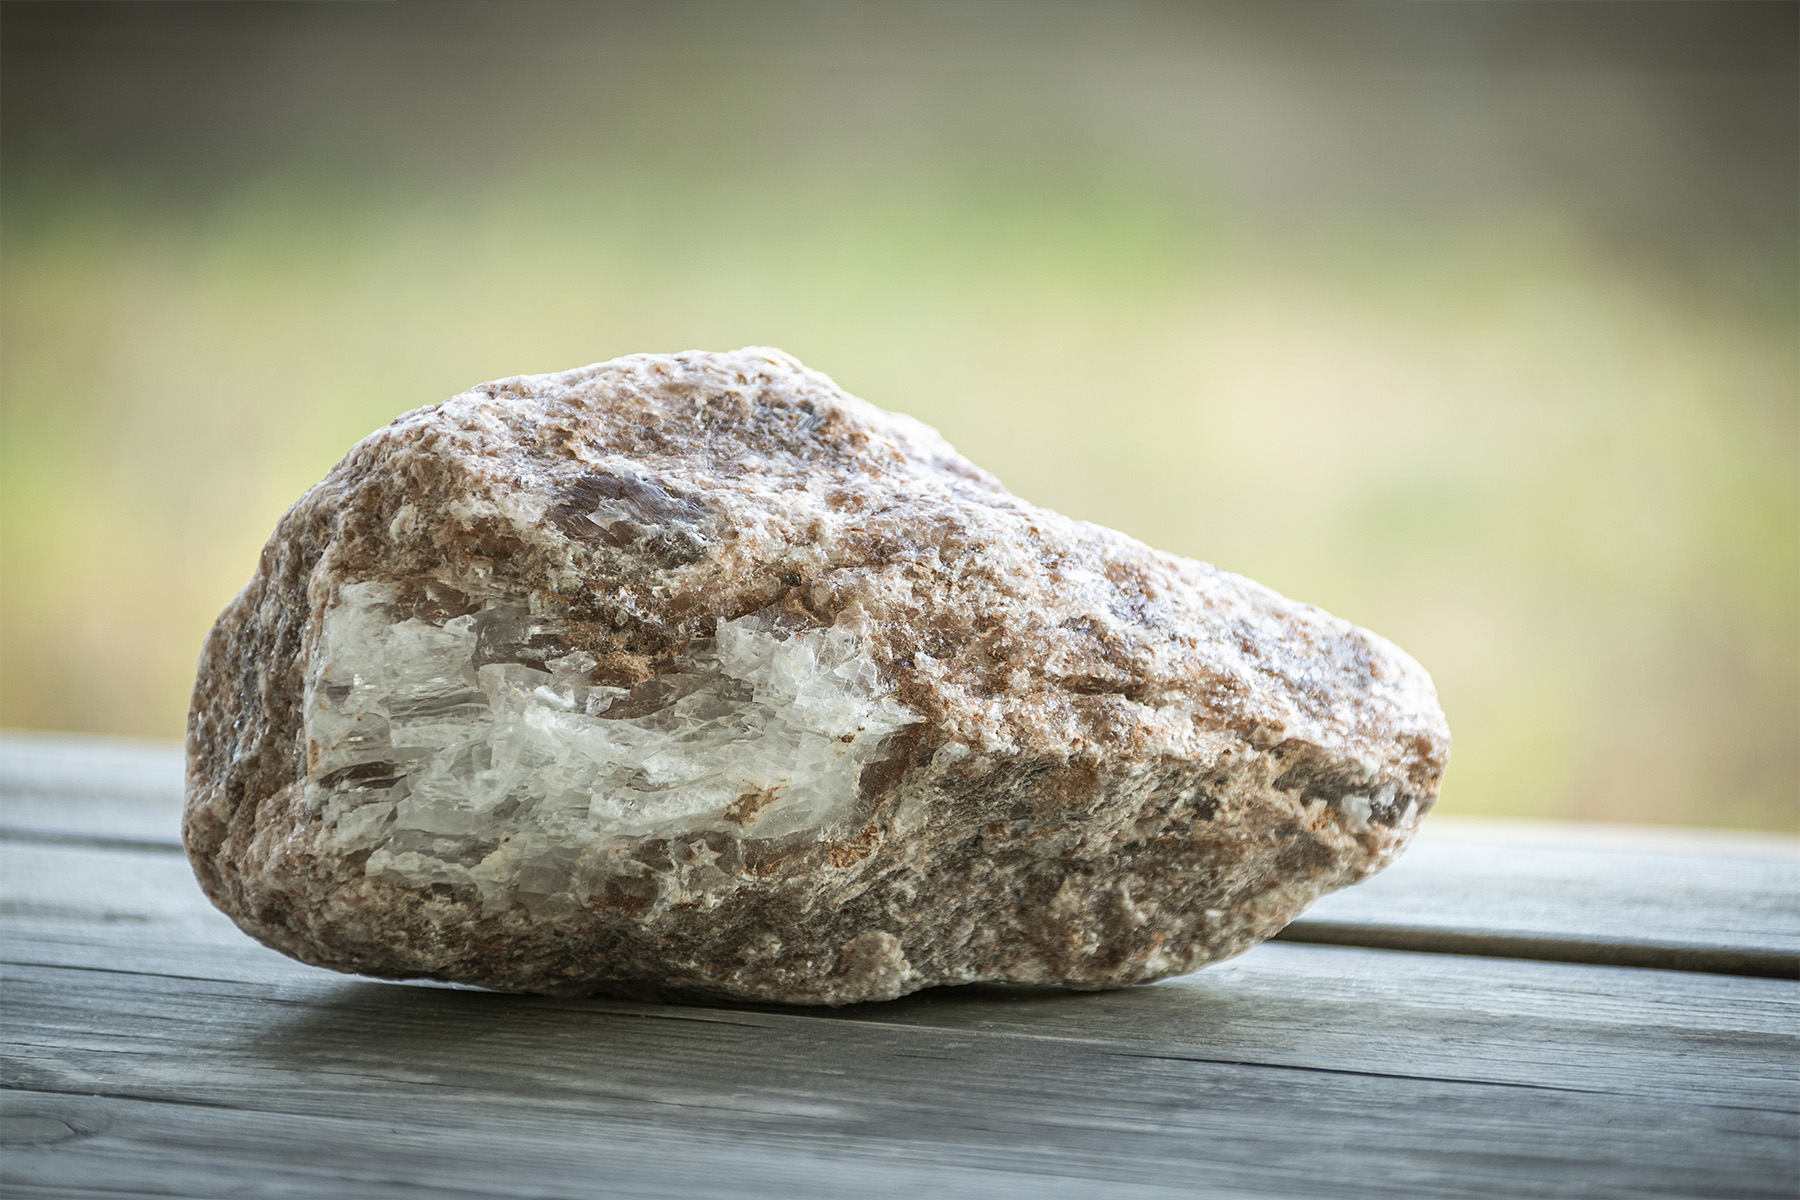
(185, 347, 1450, 1005)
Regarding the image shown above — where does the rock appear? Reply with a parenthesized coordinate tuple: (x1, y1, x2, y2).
(184, 347, 1450, 1005)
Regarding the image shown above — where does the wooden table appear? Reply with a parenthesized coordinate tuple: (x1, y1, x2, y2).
(3, 732, 1795, 1198)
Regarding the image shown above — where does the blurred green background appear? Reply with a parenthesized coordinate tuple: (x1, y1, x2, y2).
(2, 2, 1794, 829)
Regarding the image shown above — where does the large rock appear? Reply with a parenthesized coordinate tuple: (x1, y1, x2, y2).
(184, 348, 1450, 1005)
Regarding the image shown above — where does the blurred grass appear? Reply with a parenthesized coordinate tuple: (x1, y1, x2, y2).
(1, 4, 1794, 830)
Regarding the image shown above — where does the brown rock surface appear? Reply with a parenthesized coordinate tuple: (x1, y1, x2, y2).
(184, 347, 1450, 1005)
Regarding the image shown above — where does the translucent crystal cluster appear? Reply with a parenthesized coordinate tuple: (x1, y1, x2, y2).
(306, 581, 918, 909)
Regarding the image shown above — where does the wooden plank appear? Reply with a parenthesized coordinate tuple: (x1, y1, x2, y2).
(5, 732, 1795, 975)
(5, 839, 1794, 1111)
(3, 836, 1797, 1198)
(4, 959, 1795, 1200)
(0, 732, 183, 850)
(1290, 820, 1800, 978)
(0, 1085, 1180, 1200)
(4, 739, 1797, 1197)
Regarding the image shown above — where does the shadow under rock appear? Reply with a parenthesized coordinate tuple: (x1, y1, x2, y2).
(227, 975, 1254, 1145)
(232, 962, 1272, 1100)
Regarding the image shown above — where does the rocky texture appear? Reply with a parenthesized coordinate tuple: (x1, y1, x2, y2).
(184, 347, 1450, 1005)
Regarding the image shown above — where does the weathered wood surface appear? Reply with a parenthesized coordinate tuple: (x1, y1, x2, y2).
(2, 733, 1797, 1198)
(1294, 819, 1800, 977)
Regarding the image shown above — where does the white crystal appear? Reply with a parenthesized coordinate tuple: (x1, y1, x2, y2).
(303, 581, 919, 909)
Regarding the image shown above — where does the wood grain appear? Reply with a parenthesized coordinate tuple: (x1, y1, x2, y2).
(4, 957, 1794, 1200)
(6, 839, 1793, 1110)
(3, 732, 1797, 1198)
(1294, 818, 1800, 977)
